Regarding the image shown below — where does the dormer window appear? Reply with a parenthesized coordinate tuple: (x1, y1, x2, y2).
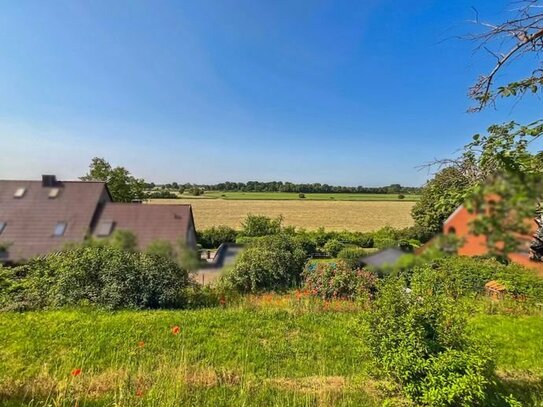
(53, 222, 67, 237)
(96, 221, 114, 237)
(49, 188, 60, 199)
(14, 187, 26, 198)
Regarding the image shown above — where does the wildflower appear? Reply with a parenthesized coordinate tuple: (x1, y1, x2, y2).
(171, 325, 180, 335)
(71, 368, 82, 377)
(137, 341, 145, 348)
(219, 296, 226, 306)
(136, 388, 144, 397)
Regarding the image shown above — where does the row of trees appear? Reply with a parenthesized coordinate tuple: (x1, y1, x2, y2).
(150, 181, 421, 194)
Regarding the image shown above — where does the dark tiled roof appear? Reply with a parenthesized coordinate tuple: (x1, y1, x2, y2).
(358, 247, 405, 268)
(92, 203, 196, 250)
(0, 180, 110, 262)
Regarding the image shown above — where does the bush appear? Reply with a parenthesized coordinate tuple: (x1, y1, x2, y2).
(398, 193, 405, 199)
(336, 247, 367, 268)
(240, 214, 283, 237)
(222, 234, 307, 293)
(411, 256, 543, 301)
(146, 240, 175, 259)
(303, 261, 377, 300)
(0, 246, 191, 311)
(364, 279, 494, 405)
(109, 230, 138, 252)
(298, 192, 306, 199)
(197, 226, 238, 249)
(323, 239, 345, 257)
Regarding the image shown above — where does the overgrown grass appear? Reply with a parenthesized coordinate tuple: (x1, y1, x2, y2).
(0, 298, 542, 406)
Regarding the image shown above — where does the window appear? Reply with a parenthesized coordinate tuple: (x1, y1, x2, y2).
(96, 221, 115, 237)
(448, 227, 456, 235)
(14, 187, 26, 198)
(48, 188, 60, 199)
(53, 222, 67, 237)
(0, 222, 5, 235)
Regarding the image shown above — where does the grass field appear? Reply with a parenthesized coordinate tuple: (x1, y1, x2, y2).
(150, 199, 415, 232)
(1, 299, 542, 406)
(176, 191, 421, 201)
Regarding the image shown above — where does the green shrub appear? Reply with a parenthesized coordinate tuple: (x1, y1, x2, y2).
(323, 239, 345, 257)
(222, 234, 307, 293)
(146, 240, 175, 259)
(303, 260, 377, 300)
(240, 214, 283, 237)
(410, 256, 543, 301)
(364, 279, 494, 405)
(197, 226, 238, 249)
(109, 229, 138, 252)
(336, 247, 367, 269)
(0, 246, 191, 311)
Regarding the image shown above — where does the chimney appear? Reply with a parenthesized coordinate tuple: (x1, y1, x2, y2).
(42, 175, 57, 187)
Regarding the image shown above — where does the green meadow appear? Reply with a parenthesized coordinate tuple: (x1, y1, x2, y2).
(1, 299, 542, 406)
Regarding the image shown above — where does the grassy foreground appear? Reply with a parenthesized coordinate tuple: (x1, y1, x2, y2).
(1, 299, 542, 406)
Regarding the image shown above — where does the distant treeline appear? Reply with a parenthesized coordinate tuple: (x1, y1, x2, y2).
(146, 181, 421, 194)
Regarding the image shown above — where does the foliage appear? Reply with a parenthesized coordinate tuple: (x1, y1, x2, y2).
(197, 225, 238, 249)
(323, 238, 345, 257)
(465, 121, 543, 258)
(145, 240, 175, 259)
(0, 246, 191, 311)
(411, 167, 473, 237)
(108, 229, 138, 252)
(336, 247, 368, 268)
(303, 261, 377, 300)
(145, 190, 178, 199)
(80, 157, 146, 202)
(363, 279, 494, 406)
(222, 234, 307, 293)
(410, 256, 543, 301)
(298, 192, 306, 199)
(467, 1, 543, 111)
(240, 214, 283, 237)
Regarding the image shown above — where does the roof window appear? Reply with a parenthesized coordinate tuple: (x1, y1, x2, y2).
(14, 187, 26, 198)
(53, 222, 67, 237)
(96, 221, 115, 237)
(0, 222, 5, 235)
(48, 188, 60, 199)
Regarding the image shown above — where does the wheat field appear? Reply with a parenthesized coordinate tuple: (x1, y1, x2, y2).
(149, 199, 415, 232)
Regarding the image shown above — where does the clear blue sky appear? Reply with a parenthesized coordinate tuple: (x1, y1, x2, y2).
(0, 1, 540, 186)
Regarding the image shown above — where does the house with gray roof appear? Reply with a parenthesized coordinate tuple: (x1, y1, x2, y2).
(0, 175, 196, 264)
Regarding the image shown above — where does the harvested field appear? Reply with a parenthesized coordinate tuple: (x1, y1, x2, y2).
(149, 199, 415, 232)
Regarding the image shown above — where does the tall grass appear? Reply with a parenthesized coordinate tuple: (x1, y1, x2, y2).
(0, 297, 542, 406)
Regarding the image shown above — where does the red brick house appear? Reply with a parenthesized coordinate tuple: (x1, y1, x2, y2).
(0, 175, 197, 264)
(443, 204, 543, 274)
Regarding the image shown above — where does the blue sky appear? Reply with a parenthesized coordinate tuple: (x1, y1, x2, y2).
(0, 0, 541, 186)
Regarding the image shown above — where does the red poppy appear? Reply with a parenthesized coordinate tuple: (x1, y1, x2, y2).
(137, 341, 145, 348)
(71, 368, 82, 377)
(171, 325, 180, 335)
(136, 388, 144, 397)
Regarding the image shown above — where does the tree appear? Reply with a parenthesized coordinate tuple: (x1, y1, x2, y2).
(240, 214, 283, 237)
(411, 167, 473, 236)
(467, 1, 543, 111)
(81, 157, 146, 202)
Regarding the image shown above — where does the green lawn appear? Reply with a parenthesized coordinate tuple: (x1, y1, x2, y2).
(0, 305, 541, 406)
(177, 191, 421, 201)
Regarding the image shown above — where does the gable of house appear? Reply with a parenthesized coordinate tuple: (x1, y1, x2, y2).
(91, 203, 197, 250)
(444, 204, 543, 274)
